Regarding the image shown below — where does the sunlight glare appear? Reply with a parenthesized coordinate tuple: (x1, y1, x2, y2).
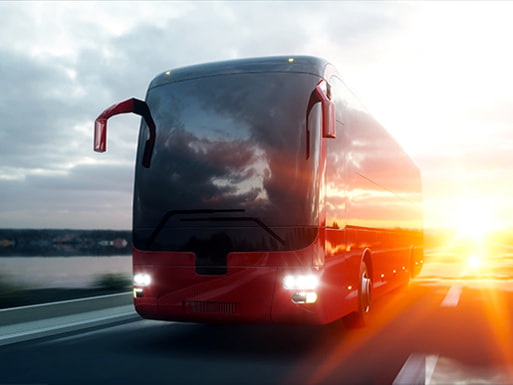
(467, 254, 481, 270)
(454, 198, 494, 240)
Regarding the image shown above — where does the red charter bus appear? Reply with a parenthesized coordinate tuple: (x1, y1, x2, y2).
(94, 56, 423, 325)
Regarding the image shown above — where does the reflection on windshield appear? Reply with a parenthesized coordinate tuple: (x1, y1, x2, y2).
(133, 72, 321, 252)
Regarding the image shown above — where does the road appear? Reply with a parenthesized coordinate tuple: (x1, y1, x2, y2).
(1, 243, 513, 385)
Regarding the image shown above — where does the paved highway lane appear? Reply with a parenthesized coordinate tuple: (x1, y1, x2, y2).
(1, 247, 513, 384)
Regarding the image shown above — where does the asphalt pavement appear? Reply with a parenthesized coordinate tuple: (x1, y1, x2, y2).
(1, 244, 513, 384)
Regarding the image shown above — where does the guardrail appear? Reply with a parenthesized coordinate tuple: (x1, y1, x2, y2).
(0, 292, 138, 346)
(0, 292, 133, 326)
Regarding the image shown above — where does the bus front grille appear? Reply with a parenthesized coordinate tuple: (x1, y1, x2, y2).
(184, 301, 240, 315)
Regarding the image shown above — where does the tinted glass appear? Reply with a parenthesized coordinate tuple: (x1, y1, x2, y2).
(133, 72, 321, 254)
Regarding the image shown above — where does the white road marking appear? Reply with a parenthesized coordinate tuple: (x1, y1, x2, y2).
(393, 354, 439, 385)
(396, 354, 513, 384)
(425, 355, 439, 385)
(440, 285, 462, 307)
(429, 356, 513, 384)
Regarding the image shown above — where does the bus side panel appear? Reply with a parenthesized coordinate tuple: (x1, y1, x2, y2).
(344, 227, 412, 299)
(327, 74, 423, 305)
(322, 228, 359, 322)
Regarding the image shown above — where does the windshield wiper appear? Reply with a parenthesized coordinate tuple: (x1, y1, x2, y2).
(146, 209, 244, 249)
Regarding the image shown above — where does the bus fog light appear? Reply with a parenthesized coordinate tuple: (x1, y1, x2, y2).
(134, 273, 151, 286)
(292, 291, 318, 304)
(305, 292, 318, 303)
(133, 288, 144, 298)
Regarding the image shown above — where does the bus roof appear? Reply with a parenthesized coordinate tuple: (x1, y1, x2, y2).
(149, 56, 331, 89)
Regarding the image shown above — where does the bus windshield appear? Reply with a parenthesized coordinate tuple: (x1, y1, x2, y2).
(133, 72, 322, 253)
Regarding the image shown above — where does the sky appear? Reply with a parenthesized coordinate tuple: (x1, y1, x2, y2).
(1, 1, 512, 232)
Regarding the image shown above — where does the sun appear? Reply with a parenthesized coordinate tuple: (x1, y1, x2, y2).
(467, 254, 482, 269)
(453, 198, 494, 240)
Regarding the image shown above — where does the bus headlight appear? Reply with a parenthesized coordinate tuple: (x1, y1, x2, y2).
(283, 274, 319, 290)
(133, 273, 152, 286)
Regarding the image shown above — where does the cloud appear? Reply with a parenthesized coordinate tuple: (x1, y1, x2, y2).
(0, 164, 134, 229)
(0, 2, 512, 230)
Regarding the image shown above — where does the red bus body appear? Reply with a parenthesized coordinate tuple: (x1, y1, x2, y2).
(95, 56, 423, 325)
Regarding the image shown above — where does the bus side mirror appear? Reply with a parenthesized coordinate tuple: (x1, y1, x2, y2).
(94, 98, 156, 168)
(315, 80, 336, 139)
